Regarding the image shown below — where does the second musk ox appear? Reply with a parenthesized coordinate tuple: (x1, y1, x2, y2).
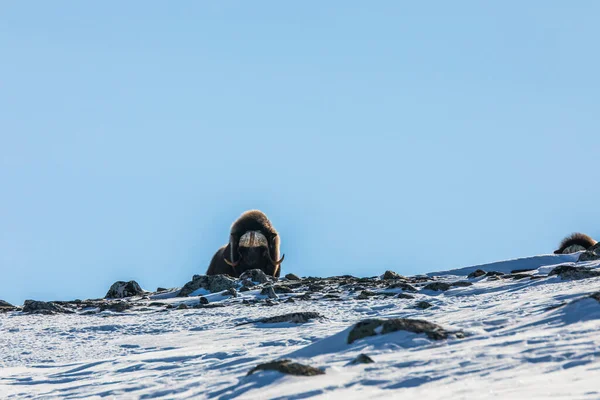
(206, 210, 285, 278)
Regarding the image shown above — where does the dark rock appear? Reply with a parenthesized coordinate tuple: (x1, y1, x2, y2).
(284, 297, 295, 303)
(350, 354, 375, 364)
(285, 273, 301, 280)
(397, 293, 415, 299)
(222, 288, 238, 298)
(149, 302, 167, 307)
(296, 293, 311, 301)
(0, 300, 15, 309)
(239, 286, 250, 292)
(451, 281, 473, 287)
(99, 301, 131, 312)
(273, 285, 294, 294)
(247, 359, 324, 376)
(156, 287, 168, 292)
(22, 300, 74, 315)
(239, 312, 324, 326)
(382, 270, 406, 280)
(179, 274, 237, 297)
(423, 282, 452, 292)
(177, 303, 189, 310)
(590, 292, 600, 302)
(510, 274, 533, 280)
(347, 318, 463, 344)
(260, 286, 278, 299)
(308, 284, 325, 292)
(105, 281, 144, 299)
(324, 294, 340, 299)
(199, 296, 209, 305)
(579, 242, 600, 262)
(486, 271, 505, 277)
(415, 301, 433, 309)
(357, 290, 377, 300)
(511, 269, 536, 274)
(387, 282, 417, 292)
(468, 269, 486, 279)
(240, 269, 272, 284)
(549, 265, 600, 280)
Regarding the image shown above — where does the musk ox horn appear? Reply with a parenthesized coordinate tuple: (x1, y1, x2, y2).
(223, 256, 240, 268)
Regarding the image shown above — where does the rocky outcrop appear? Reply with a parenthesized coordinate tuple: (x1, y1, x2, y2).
(22, 300, 74, 315)
(178, 274, 237, 297)
(382, 270, 406, 280)
(347, 318, 463, 344)
(350, 354, 375, 364)
(579, 243, 600, 262)
(240, 269, 272, 284)
(247, 359, 324, 376)
(105, 281, 144, 299)
(238, 312, 324, 326)
(549, 265, 600, 280)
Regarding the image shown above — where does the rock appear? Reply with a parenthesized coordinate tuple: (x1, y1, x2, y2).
(423, 282, 452, 292)
(273, 285, 294, 294)
(149, 302, 167, 307)
(415, 301, 433, 309)
(285, 273, 301, 280)
(248, 359, 324, 377)
(350, 354, 375, 364)
(239, 312, 324, 326)
(0, 300, 14, 309)
(179, 274, 237, 297)
(579, 242, 600, 262)
(397, 293, 415, 299)
(199, 296, 209, 305)
(22, 300, 74, 315)
(468, 269, 486, 278)
(563, 244, 586, 254)
(486, 271, 505, 277)
(260, 286, 278, 299)
(347, 318, 463, 344)
(510, 273, 532, 280)
(357, 290, 377, 300)
(308, 284, 325, 292)
(382, 270, 405, 280)
(590, 292, 600, 302)
(105, 281, 144, 299)
(177, 303, 189, 310)
(296, 293, 311, 301)
(239, 269, 272, 284)
(239, 286, 250, 292)
(451, 281, 473, 287)
(156, 287, 168, 292)
(284, 297, 295, 303)
(467, 269, 486, 278)
(387, 282, 417, 292)
(549, 265, 600, 280)
(99, 301, 131, 312)
(511, 269, 536, 274)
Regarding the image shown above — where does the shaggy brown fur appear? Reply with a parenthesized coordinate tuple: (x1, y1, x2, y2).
(554, 232, 597, 254)
(206, 210, 283, 278)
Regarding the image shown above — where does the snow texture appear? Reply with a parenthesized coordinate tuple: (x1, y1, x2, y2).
(1, 254, 600, 399)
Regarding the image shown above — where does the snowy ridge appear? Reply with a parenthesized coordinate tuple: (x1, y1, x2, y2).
(1, 254, 599, 399)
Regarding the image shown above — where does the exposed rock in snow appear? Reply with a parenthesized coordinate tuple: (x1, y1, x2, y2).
(238, 312, 324, 326)
(284, 273, 301, 280)
(579, 242, 600, 261)
(549, 265, 600, 280)
(415, 301, 433, 309)
(0, 300, 15, 310)
(22, 300, 74, 315)
(105, 280, 144, 299)
(347, 318, 463, 344)
(382, 270, 406, 280)
(247, 359, 325, 376)
(350, 353, 375, 364)
(468, 269, 486, 278)
(178, 274, 237, 296)
(239, 269, 273, 284)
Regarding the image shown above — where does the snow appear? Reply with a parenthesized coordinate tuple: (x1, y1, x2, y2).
(1, 255, 600, 399)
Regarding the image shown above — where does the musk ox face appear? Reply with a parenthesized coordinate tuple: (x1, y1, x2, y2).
(225, 230, 285, 275)
(206, 210, 284, 278)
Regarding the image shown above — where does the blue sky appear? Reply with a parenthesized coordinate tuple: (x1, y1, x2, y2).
(1, 2, 599, 305)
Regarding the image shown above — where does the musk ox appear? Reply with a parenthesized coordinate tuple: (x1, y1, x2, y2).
(206, 210, 285, 278)
(554, 232, 597, 254)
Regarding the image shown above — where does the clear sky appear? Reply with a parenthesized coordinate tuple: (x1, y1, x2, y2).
(1, 2, 599, 305)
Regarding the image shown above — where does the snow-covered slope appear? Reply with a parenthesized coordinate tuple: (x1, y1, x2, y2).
(1, 254, 600, 399)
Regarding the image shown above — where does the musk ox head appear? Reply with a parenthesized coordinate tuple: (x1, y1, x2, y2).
(206, 210, 284, 278)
